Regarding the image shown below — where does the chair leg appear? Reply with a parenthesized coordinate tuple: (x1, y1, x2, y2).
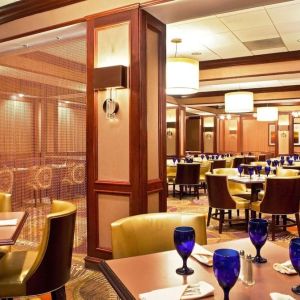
(295, 213, 300, 237)
(276, 215, 280, 225)
(179, 186, 183, 200)
(237, 209, 240, 217)
(219, 210, 224, 234)
(51, 285, 66, 300)
(245, 209, 249, 232)
(228, 210, 232, 227)
(282, 215, 287, 227)
(271, 215, 276, 241)
(207, 207, 212, 227)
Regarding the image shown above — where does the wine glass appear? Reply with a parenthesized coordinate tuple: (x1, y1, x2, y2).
(294, 155, 298, 161)
(256, 165, 262, 177)
(289, 238, 300, 295)
(177, 158, 181, 163)
(201, 154, 205, 160)
(280, 158, 285, 166)
(288, 158, 293, 166)
(213, 249, 240, 300)
(237, 165, 243, 177)
(172, 157, 176, 165)
(248, 219, 268, 263)
(248, 167, 254, 180)
(174, 226, 195, 275)
(265, 166, 271, 177)
(266, 159, 271, 166)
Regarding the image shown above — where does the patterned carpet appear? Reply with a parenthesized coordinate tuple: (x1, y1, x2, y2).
(14, 193, 297, 299)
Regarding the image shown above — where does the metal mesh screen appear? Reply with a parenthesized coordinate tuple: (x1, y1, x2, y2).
(0, 32, 87, 254)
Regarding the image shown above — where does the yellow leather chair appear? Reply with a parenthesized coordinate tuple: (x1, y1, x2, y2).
(0, 193, 12, 256)
(199, 161, 211, 193)
(0, 200, 77, 299)
(213, 168, 251, 198)
(111, 212, 207, 259)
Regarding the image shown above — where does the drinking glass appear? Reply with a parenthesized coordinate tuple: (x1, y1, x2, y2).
(281, 155, 284, 160)
(177, 158, 181, 163)
(200, 154, 205, 160)
(289, 238, 300, 295)
(280, 158, 285, 166)
(248, 167, 254, 179)
(256, 165, 262, 177)
(294, 155, 298, 161)
(265, 166, 271, 177)
(172, 157, 176, 164)
(248, 219, 268, 263)
(266, 159, 271, 166)
(237, 165, 243, 177)
(174, 226, 195, 275)
(288, 158, 293, 166)
(213, 249, 240, 300)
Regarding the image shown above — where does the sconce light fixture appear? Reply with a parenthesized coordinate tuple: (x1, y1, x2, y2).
(166, 128, 173, 137)
(93, 65, 127, 120)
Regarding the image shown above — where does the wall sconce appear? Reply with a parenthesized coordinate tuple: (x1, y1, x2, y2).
(93, 65, 127, 120)
(280, 132, 287, 138)
(166, 128, 173, 137)
(205, 133, 212, 140)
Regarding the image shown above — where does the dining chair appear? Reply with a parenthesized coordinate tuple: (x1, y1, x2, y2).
(258, 154, 266, 161)
(206, 173, 250, 234)
(27, 165, 53, 206)
(111, 212, 207, 259)
(232, 156, 244, 168)
(211, 159, 226, 171)
(0, 200, 77, 299)
(212, 168, 251, 199)
(251, 177, 300, 241)
(244, 156, 256, 164)
(225, 157, 233, 168)
(166, 165, 177, 197)
(0, 167, 14, 194)
(0, 192, 12, 257)
(199, 161, 211, 193)
(62, 162, 85, 198)
(175, 163, 200, 199)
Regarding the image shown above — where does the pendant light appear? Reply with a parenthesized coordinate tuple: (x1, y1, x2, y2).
(257, 107, 278, 121)
(166, 38, 199, 95)
(225, 91, 254, 113)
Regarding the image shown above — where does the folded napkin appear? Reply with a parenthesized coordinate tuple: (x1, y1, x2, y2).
(0, 219, 17, 226)
(270, 292, 296, 300)
(191, 245, 213, 266)
(139, 281, 214, 300)
(273, 261, 297, 275)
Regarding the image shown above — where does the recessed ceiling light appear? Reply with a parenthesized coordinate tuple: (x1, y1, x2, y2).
(191, 52, 202, 56)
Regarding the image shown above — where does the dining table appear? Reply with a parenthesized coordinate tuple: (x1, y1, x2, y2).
(0, 211, 28, 245)
(99, 238, 299, 300)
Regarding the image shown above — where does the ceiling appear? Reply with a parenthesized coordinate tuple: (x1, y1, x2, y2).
(0, 0, 20, 7)
(165, 0, 300, 114)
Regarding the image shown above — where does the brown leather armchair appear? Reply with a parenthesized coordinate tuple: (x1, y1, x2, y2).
(111, 212, 207, 259)
(0, 200, 77, 299)
(251, 177, 300, 241)
(206, 173, 250, 233)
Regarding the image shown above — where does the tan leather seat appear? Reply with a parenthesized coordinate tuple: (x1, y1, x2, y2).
(206, 173, 250, 233)
(0, 200, 77, 298)
(111, 212, 207, 259)
(251, 177, 300, 240)
(213, 168, 250, 198)
(0, 193, 12, 256)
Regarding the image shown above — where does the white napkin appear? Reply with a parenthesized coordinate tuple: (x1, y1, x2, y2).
(139, 281, 214, 300)
(0, 219, 17, 226)
(270, 292, 296, 300)
(273, 261, 297, 275)
(191, 245, 213, 267)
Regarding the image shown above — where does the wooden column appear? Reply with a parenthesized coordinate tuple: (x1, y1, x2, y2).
(85, 6, 166, 264)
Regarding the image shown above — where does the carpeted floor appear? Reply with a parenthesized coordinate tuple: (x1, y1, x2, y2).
(15, 192, 297, 299)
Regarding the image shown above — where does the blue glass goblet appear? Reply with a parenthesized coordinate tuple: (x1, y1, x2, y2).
(256, 165, 262, 177)
(213, 249, 240, 300)
(294, 155, 298, 161)
(289, 238, 300, 295)
(281, 156, 285, 160)
(177, 158, 181, 163)
(174, 226, 195, 275)
(237, 165, 243, 177)
(266, 159, 271, 166)
(172, 157, 176, 164)
(249, 219, 268, 263)
(248, 167, 254, 179)
(265, 166, 271, 177)
(201, 154, 205, 160)
(280, 159, 285, 166)
(288, 159, 293, 166)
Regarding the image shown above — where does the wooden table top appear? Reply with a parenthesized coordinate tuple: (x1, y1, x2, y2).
(0, 211, 28, 246)
(228, 175, 267, 184)
(99, 238, 300, 300)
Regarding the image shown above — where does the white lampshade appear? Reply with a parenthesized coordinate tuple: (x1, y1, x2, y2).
(166, 57, 199, 95)
(257, 107, 278, 121)
(224, 91, 254, 113)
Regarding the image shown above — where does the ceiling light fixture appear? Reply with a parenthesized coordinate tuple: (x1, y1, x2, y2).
(225, 91, 254, 113)
(166, 38, 199, 96)
(257, 107, 278, 122)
